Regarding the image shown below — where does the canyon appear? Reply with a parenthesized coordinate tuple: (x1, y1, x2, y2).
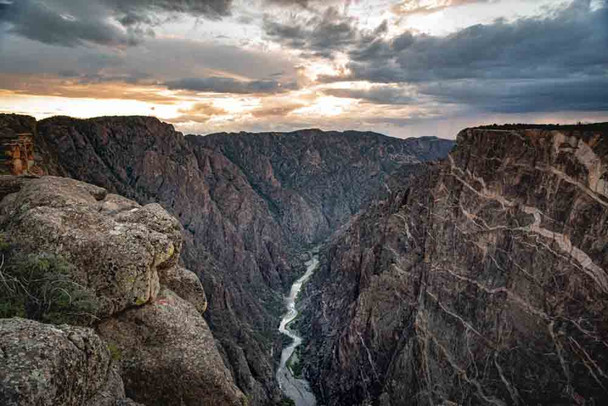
(1, 113, 607, 405)
(0, 113, 451, 405)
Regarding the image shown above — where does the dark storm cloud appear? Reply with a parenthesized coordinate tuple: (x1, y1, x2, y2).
(344, 1, 608, 84)
(323, 86, 415, 105)
(421, 76, 608, 113)
(104, 0, 232, 20)
(303, 0, 607, 113)
(0, 0, 232, 47)
(0, 0, 138, 46)
(165, 76, 295, 94)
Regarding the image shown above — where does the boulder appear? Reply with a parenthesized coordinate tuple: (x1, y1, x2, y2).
(0, 318, 133, 406)
(97, 288, 246, 406)
(0, 176, 182, 318)
(0, 175, 245, 405)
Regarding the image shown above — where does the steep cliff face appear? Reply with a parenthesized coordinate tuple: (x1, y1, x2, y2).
(300, 124, 608, 405)
(194, 130, 452, 245)
(10, 114, 451, 404)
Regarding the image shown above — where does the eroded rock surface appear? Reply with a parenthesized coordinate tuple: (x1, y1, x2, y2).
(0, 175, 245, 406)
(0, 318, 130, 406)
(301, 124, 608, 405)
(0, 176, 181, 318)
(98, 288, 244, 405)
(193, 130, 453, 246)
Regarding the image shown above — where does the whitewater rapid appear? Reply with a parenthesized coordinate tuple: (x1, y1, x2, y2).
(276, 254, 318, 406)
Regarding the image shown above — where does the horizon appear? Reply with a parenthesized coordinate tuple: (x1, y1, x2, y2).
(1, 0, 607, 139)
(7, 111, 608, 140)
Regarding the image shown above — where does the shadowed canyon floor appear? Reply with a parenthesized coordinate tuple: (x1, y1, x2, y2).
(277, 253, 319, 406)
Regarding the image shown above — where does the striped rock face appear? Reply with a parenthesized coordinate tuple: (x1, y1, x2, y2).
(299, 124, 608, 406)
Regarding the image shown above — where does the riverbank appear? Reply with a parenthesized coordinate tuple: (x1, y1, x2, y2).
(276, 254, 319, 406)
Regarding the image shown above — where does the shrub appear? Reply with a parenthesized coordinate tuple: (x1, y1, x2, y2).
(0, 249, 99, 325)
(107, 342, 122, 361)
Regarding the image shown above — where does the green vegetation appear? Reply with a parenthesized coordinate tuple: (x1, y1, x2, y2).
(107, 342, 122, 361)
(0, 238, 99, 325)
(279, 398, 296, 406)
(287, 347, 304, 379)
(287, 356, 303, 379)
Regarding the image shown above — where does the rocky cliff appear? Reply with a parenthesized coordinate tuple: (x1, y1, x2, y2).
(193, 130, 452, 246)
(300, 124, 608, 405)
(0, 113, 451, 404)
(0, 175, 245, 405)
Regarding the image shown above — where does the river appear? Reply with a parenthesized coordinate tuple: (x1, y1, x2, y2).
(276, 253, 318, 406)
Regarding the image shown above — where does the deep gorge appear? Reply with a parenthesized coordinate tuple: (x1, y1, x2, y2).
(2, 114, 608, 405)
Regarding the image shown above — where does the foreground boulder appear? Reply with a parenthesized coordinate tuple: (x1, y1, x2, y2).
(0, 318, 132, 406)
(0, 176, 182, 318)
(98, 288, 245, 405)
(0, 175, 245, 405)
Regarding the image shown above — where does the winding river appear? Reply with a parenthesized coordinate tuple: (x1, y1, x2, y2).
(276, 253, 319, 406)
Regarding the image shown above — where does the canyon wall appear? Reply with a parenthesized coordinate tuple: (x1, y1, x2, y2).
(194, 130, 452, 246)
(300, 124, 608, 405)
(7, 113, 451, 404)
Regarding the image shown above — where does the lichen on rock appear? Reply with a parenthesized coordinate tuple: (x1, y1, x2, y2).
(0, 318, 133, 406)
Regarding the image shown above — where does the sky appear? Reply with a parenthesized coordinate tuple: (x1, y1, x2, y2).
(0, 0, 607, 139)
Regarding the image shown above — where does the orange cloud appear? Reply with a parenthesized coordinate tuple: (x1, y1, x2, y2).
(169, 102, 229, 123)
(0, 74, 182, 105)
(392, 0, 489, 16)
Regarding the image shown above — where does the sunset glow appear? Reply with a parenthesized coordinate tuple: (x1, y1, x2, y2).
(1, 0, 607, 138)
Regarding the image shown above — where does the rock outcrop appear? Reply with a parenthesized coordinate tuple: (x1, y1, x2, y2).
(0, 318, 130, 406)
(98, 288, 242, 406)
(0, 175, 245, 405)
(1, 176, 181, 318)
(10, 113, 451, 404)
(0, 114, 42, 176)
(300, 124, 608, 405)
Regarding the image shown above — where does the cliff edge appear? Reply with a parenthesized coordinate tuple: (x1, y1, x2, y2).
(0, 175, 245, 406)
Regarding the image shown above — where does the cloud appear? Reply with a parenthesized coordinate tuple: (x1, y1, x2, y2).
(0, 73, 180, 104)
(170, 102, 228, 123)
(0, 0, 233, 47)
(392, 0, 491, 16)
(313, 0, 608, 113)
(0, 0, 139, 47)
(263, 0, 345, 9)
(165, 76, 295, 94)
(323, 85, 416, 105)
(0, 34, 298, 97)
(250, 102, 305, 117)
(420, 76, 608, 113)
(104, 0, 232, 20)
(263, 7, 359, 58)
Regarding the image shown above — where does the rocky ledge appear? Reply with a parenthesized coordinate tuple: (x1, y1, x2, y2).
(0, 175, 245, 405)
